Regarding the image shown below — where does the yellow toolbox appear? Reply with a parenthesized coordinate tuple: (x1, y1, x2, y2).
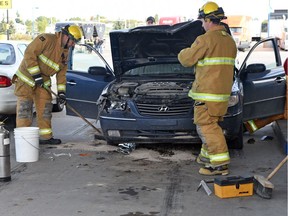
(214, 176, 254, 198)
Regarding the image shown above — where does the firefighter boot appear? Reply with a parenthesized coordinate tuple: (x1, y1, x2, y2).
(199, 165, 229, 176)
(39, 138, 62, 145)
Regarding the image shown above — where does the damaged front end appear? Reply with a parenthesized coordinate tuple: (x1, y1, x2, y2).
(96, 78, 201, 145)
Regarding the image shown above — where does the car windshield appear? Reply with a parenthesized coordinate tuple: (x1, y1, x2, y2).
(123, 63, 195, 76)
(0, 43, 16, 65)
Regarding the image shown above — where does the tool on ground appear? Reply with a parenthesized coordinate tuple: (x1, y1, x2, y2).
(44, 87, 102, 134)
(254, 156, 288, 199)
(214, 176, 254, 198)
(197, 180, 214, 196)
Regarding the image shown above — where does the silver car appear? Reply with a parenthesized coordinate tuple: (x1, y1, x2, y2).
(0, 40, 63, 128)
(0, 40, 27, 126)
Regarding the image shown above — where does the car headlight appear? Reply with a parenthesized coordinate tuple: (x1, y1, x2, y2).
(228, 95, 239, 107)
(108, 101, 127, 111)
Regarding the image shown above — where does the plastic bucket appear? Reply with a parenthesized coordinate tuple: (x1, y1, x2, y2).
(14, 127, 40, 162)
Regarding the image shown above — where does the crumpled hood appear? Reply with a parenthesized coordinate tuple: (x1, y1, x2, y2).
(109, 20, 205, 77)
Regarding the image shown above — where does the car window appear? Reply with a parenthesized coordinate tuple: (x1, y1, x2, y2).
(17, 44, 28, 56)
(0, 43, 16, 65)
(244, 40, 277, 70)
(71, 44, 106, 73)
(125, 64, 195, 76)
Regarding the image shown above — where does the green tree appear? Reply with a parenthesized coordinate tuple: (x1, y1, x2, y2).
(8, 20, 15, 35)
(36, 16, 49, 33)
(113, 20, 125, 30)
(25, 20, 32, 34)
(69, 17, 83, 21)
(0, 19, 6, 34)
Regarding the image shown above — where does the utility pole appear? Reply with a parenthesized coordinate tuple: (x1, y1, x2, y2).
(0, 0, 12, 40)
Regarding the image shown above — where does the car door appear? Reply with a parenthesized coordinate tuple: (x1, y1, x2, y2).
(238, 38, 286, 121)
(66, 44, 114, 119)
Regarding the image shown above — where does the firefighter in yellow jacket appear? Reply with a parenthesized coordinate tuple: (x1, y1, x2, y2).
(178, 1, 237, 175)
(13, 25, 83, 145)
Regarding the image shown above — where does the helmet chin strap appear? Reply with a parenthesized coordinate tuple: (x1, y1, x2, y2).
(64, 37, 70, 49)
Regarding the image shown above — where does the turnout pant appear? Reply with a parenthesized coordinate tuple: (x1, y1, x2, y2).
(194, 103, 230, 166)
(14, 79, 53, 140)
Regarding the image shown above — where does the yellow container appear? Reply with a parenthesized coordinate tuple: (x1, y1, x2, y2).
(214, 176, 254, 198)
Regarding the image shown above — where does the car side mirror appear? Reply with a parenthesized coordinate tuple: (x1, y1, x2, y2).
(88, 66, 110, 76)
(246, 63, 266, 73)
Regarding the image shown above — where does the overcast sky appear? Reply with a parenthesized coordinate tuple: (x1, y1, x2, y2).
(5, 0, 286, 22)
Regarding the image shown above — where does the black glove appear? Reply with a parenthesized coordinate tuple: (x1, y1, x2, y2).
(33, 74, 44, 87)
(58, 92, 66, 104)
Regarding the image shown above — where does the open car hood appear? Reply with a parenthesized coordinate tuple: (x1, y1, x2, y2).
(109, 20, 205, 77)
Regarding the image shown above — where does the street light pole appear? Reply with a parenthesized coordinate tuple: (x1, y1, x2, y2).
(32, 6, 39, 39)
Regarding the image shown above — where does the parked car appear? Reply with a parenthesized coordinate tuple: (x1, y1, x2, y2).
(0, 40, 28, 126)
(0, 40, 64, 128)
(65, 20, 286, 149)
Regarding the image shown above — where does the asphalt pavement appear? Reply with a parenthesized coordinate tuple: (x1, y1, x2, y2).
(0, 109, 287, 216)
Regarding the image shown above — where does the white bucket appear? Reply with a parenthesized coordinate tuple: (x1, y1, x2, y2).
(14, 127, 40, 162)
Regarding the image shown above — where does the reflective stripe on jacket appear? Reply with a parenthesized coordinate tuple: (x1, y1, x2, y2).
(16, 70, 51, 88)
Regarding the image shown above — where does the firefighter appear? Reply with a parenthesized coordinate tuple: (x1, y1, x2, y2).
(146, 16, 155, 25)
(13, 25, 83, 145)
(178, 1, 237, 175)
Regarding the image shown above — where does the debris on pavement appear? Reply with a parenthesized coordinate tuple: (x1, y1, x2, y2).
(247, 138, 255, 144)
(117, 143, 136, 155)
(79, 153, 93, 157)
(261, 135, 274, 141)
(53, 153, 72, 157)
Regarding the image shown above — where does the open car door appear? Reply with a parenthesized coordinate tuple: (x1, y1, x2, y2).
(238, 38, 286, 121)
(66, 44, 114, 119)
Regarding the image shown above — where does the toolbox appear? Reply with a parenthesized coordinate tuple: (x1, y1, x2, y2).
(214, 176, 254, 198)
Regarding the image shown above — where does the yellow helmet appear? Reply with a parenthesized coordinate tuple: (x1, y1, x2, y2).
(62, 25, 83, 43)
(198, 1, 226, 20)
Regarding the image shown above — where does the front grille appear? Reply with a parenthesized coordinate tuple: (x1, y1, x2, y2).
(136, 101, 193, 116)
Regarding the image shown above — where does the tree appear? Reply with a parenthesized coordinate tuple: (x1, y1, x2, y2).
(36, 16, 49, 33)
(7, 20, 15, 35)
(68, 17, 83, 21)
(113, 20, 125, 30)
(25, 20, 32, 34)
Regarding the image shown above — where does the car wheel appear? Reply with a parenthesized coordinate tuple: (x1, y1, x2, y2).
(227, 123, 244, 149)
(52, 98, 65, 112)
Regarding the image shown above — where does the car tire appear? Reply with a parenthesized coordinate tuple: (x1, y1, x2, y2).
(227, 123, 244, 149)
(52, 98, 65, 112)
